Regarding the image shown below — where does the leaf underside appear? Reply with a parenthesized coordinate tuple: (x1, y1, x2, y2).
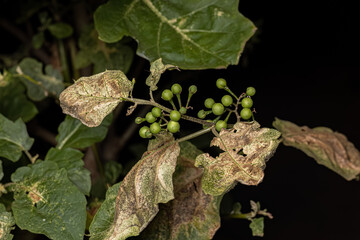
(94, 0, 256, 69)
(195, 121, 281, 196)
(273, 118, 360, 180)
(59, 70, 132, 127)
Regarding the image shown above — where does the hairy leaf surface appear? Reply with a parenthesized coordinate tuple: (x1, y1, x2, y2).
(0, 203, 15, 240)
(89, 132, 180, 240)
(94, 0, 256, 69)
(56, 115, 112, 149)
(17, 58, 64, 101)
(195, 122, 281, 196)
(59, 70, 132, 127)
(0, 114, 34, 162)
(273, 118, 360, 180)
(139, 141, 222, 240)
(45, 147, 91, 195)
(10, 161, 86, 240)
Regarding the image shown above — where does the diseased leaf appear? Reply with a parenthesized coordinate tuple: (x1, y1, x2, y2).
(273, 118, 360, 180)
(75, 25, 134, 74)
(56, 114, 112, 149)
(249, 217, 264, 237)
(139, 141, 222, 240)
(94, 0, 256, 69)
(89, 132, 180, 240)
(16, 58, 64, 101)
(0, 203, 15, 240)
(45, 147, 91, 195)
(48, 22, 73, 39)
(195, 121, 281, 196)
(10, 161, 87, 240)
(0, 114, 34, 162)
(0, 76, 38, 122)
(59, 70, 132, 127)
(146, 58, 176, 91)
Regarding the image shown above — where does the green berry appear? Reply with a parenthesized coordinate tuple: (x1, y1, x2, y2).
(150, 122, 161, 134)
(162, 89, 173, 101)
(240, 108, 253, 120)
(204, 98, 215, 109)
(221, 95, 233, 107)
(139, 126, 152, 138)
(151, 107, 162, 118)
(212, 103, 225, 116)
(189, 85, 197, 94)
(167, 120, 180, 133)
(197, 109, 207, 119)
(246, 87, 256, 96)
(145, 112, 157, 123)
(135, 117, 144, 124)
(216, 78, 227, 89)
(170, 110, 181, 121)
(215, 120, 227, 132)
(179, 107, 187, 115)
(171, 83, 182, 95)
(241, 97, 253, 108)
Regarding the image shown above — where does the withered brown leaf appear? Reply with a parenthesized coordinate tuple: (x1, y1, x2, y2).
(273, 118, 360, 180)
(59, 70, 132, 127)
(195, 121, 281, 196)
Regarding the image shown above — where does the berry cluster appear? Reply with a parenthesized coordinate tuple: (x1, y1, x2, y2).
(137, 83, 197, 138)
(197, 78, 256, 132)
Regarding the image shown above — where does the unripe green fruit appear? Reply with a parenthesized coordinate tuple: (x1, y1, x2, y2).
(162, 89, 173, 101)
(216, 120, 227, 132)
(151, 107, 162, 118)
(197, 109, 207, 119)
(216, 78, 227, 89)
(167, 120, 180, 133)
(145, 112, 157, 123)
(246, 87, 256, 96)
(204, 98, 215, 109)
(241, 97, 253, 108)
(188, 85, 197, 94)
(135, 117, 144, 124)
(139, 126, 152, 138)
(150, 122, 161, 134)
(240, 108, 253, 120)
(221, 95, 233, 107)
(171, 83, 182, 95)
(179, 107, 187, 115)
(170, 110, 181, 121)
(212, 103, 225, 116)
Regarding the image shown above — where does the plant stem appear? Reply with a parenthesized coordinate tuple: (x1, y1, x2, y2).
(24, 150, 38, 164)
(58, 39, 70, 83)
(91, 144, 105, 179)
(177, 126, 214, 143)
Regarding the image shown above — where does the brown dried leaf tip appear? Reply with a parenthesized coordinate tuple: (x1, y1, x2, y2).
(195, 121, 281, 196)
(59, 70, 133, 127)
(273, 118, 360, 180)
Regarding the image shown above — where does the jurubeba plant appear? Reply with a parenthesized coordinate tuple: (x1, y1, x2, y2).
(0, 0, 359, 240)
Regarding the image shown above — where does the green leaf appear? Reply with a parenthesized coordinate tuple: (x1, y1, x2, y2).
(138, 141, 223, 240)
(17, 58, 64, 101)
(104, 161, 123, 185)
(56, 114, 112, 149)
(0, 160, 3, 181)
(195, 121, 281, 196)
(48, 22, 73, 39)
(146, 58, 176, 91)
(94, 0, 256, 69)
(89, 132, 180, 240)
(249, 217, 264, 237)
(44, 147, 91, 195)
(59, 70, 132, 127)
(0, 203, 15, 240)
(75, 25, 134, 74)
(0, 76, 38, 122)
(273, 118, 360, 181)
(10, 161, 87, 240)
(32, 31, 45, 49)
(0, 114, 34, 162)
